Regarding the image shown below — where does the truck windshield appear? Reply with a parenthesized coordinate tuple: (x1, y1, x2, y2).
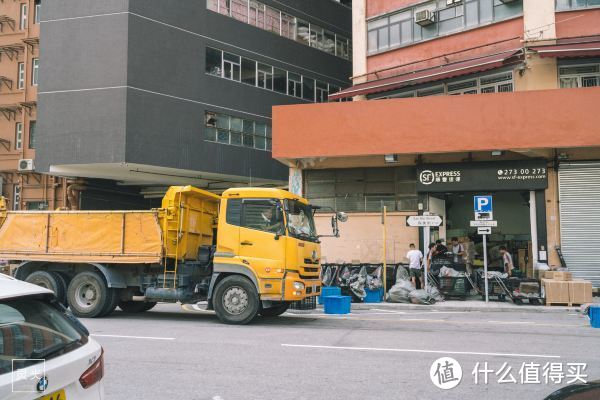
(285, 200, 317, 241)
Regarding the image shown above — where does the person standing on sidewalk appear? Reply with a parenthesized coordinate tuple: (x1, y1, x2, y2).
(407, 243, 424, 289)
(500, 246, 514, 277)
(451, 237, 465, 264)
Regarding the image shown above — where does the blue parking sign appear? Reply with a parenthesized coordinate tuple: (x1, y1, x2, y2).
(474, 196, 493, 213)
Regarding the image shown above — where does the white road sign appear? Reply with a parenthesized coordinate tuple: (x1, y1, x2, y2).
(406, 215, 443, 227)
(470, 220, 498, 227)
(477, 227, 492, 235)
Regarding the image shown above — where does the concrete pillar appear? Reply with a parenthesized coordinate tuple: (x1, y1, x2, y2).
(352, 0, 367, 85)
(289, 165, 303, 196)
(523, 0, 556, 41)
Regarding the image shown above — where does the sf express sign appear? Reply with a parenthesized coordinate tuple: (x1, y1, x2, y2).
(417, 161, 548, 192)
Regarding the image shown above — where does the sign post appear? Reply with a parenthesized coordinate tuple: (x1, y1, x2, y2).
(472, 195, 494, 304)
(382, 205, 387, 299)
(406, 215, 443, 289)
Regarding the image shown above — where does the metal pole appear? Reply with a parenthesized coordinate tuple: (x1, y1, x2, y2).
(382, 205, 387, 300)
(483, 234, 489, 303)
(423, 225, 430, 288)
(529, 190, 538, 276)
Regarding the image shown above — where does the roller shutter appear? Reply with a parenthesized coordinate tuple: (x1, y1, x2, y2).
(558, 162, 600, 287)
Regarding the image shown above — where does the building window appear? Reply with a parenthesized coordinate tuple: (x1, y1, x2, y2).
(556, 0, 600, 10)
(204, 46, 343, 102)
(13, 185, 21, 210)
(288, 72, 302, 98)
(205, 111, 271, 151)
(206, 0, 351, 60)
(223, 53, 241, 81)
(34, 0, 41, 24)
(20, 3, 28, 30)
(15, 122, 23, 150)
(304, 167, 418, 213)
(17, 62, 25, 89)
(28, 121, 36, 149)
(257, 63, 273, 90)
(32, 58, 39, 86)
(559, 62, 600, 88)
(367, 0, 523, 54)
(26, 201, 48, 210)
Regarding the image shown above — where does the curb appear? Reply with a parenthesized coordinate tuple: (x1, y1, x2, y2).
(320, 302, 585, 314)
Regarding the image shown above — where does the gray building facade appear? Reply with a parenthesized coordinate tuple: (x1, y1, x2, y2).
(36, 0, 351, 199)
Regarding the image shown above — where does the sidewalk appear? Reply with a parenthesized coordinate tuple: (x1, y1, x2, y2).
(336, 295, 600, 314)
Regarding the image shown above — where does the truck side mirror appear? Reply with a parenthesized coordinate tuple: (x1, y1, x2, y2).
(336, 212, 348, 223)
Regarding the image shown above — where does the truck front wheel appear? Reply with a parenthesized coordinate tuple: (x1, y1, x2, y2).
(213, 275, 259, 325)
(67, 271, 111, 318)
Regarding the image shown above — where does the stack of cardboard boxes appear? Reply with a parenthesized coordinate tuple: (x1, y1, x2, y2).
(541, 271, 593, 306)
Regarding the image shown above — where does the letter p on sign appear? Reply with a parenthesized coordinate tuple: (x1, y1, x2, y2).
(474, 196, 492, 213)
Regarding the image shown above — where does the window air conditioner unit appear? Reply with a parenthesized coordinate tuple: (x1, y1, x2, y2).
(446, 0, 463, 6)
(415, 9, 435, 26)
(18, 159, 34, 172)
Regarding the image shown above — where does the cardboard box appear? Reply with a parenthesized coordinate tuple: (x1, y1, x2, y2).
(543, 271, 557, 279)
(553, 271, 572, 281)
(568, 280, 593, 304)
(518, 248, 527, 270)
(542, 279, 570, 304)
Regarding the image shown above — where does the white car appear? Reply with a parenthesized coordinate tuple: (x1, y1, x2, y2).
(0, 273, 104, 400)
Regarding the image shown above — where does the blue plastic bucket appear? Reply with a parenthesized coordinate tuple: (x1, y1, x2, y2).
(323, 295, 351, 314)
(589, 305, 600, 328)
(318, 286, 341, 305)
(364, 288, 384, 303)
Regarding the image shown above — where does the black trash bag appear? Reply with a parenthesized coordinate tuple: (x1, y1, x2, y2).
(395, 266, 410, 283)
(349, 266, 368, 299)
(409, 289, 436, 305)
(386, 280, 414, 303)
(426, 285, 444, 302)
(338, 266, 351, 287)
(366, 266, 383, 290)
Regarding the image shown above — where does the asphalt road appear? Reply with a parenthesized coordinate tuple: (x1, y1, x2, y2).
(80, 303, 600, 400)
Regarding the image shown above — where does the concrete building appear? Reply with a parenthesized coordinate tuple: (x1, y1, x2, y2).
(35, 0, 351, 208)
(273, 0, 600, 287)
(0, 0, 67, 211)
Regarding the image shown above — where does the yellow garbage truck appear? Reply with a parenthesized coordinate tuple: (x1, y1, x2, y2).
(0, 186, 346, 324)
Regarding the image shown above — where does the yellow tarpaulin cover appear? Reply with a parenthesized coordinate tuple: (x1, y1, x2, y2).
(0, 211, 163, 264)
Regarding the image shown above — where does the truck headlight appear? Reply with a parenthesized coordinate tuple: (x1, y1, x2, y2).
(293, 282, 305, 291)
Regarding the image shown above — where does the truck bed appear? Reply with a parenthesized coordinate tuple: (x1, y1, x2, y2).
(0, 210, 163, 264)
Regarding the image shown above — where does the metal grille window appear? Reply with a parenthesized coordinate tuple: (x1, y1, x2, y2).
(559, 62, 600, 88)
(205, 111, 271, 151)
(379, 70, 514, 98)
(305, 167, 418, 213)
(205, 47, 340, 102)
(206, 0, 351, 60)
(17, 62, 25, 89)
(15, 122, 22, 150)
(367, 0, 523, 54)
(556, 0, 600, 10)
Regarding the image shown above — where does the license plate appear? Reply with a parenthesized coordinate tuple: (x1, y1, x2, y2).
(39, 389, 66, 400)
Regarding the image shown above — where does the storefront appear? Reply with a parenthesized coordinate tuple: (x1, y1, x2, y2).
(558, 161, 600, 287)
(417, 160, 549, 275)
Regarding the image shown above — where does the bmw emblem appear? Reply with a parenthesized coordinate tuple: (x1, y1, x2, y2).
(37, 376, 49, 393)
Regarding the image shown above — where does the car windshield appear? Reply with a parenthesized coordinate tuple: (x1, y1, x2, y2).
(285, 200, 317, 240)
(0, 298, 87, 375)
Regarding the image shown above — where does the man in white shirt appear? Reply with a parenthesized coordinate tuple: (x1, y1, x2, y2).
(407, 243, 424, 288)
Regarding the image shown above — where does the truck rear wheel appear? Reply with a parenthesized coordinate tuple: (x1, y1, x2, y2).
(259, 303, 290, 317)
(118, 301, 157, 313)
(213, 275, 259, 325)
(67, 271, 111, 318)
(25, 271, 67, 306)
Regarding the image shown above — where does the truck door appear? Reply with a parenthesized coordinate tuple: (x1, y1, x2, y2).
(238, 199, 286, 277)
